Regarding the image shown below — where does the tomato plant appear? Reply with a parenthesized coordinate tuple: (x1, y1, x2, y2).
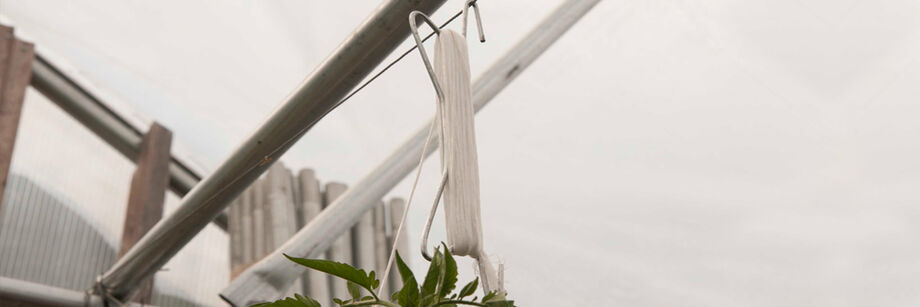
(252, 243, 513, 307)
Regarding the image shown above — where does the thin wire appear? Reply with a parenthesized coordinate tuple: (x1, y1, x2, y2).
(242, 7, 467, 187)
(335, 9, 465, 109)
(174, 8, 471, 254)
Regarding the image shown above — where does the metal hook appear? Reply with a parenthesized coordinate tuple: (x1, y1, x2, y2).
(409, 11, 444, 103)
(415, 1, 486, 262)
(462, 0, 486, 42)
(421, 171, 449, 261)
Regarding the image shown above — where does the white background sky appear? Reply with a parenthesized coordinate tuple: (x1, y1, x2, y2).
(5, 0, 920, 306)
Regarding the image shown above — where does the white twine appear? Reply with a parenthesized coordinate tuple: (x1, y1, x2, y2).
(432, 29, 500, 294)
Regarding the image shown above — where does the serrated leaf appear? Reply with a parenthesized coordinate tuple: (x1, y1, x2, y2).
(294, 294, 321, 307)
(368, 271, 379, 290)
(438, 243, 458, 298)
(420, 248, 442, 304)
(458, 277, 478, 298)
(284, 254, 374, 292)
(394, 251, 420, 307)
(396, 276, 419, 307)
(395, 251, 416, 285)
(481, 291, 496, 302)
(347, 281, 362, 300)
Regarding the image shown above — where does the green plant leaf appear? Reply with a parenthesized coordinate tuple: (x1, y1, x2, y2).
(458, 278, 478, 298)
(483, 300, 515, 307)
(420, 248, 442, 304)
(294, 294, 321, 307)
(368, 271, 379, 290)
(481, 291, 496, 302)
(284, 254, 375, 292)
(396, 276, 419, 307)
(347, 281, 362, 300)
(395, 251, 416, 286)
(249, 296, 319, 307)
(438, 243, 458, 298)
(393, 251, 420, 307)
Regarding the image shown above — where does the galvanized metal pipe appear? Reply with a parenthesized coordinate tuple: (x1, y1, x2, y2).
(28, 55, 230, 230)
(0, 276, 152, 307)
(99, 0, 448, 300)
(220, 0, 601, 304)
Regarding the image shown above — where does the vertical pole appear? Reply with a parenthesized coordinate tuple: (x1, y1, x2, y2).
(118, 122, 172, 303)
(387, 198, 409, 290)
(265, 163, 302, 295)
(251, 181, 266, 261)
(372, 200, 390, 296)
(297, 169, 330, 306)
(240, 186, 254, 270)
(229, 196, 243, 277)
(0, 27, 34, 214)
(352, 206, 377, 273)
(260, 177, 275, 259)
(324, 182, 351, 300)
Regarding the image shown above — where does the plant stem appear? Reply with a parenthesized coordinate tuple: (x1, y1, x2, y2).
(365, 286, 381, 301)
(431, 300, 487, 307)
(341, 299, 399, 307)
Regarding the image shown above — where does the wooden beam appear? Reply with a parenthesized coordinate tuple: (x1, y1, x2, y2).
(0, 28, 34, 214)
(118, 122, 172, 303)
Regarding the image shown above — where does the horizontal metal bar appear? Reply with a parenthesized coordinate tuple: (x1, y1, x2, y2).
(0, 276, 152, 307)
(219, 0, 602, 304)
(28, 54, 229, 230)
(99, 0, 448, 300)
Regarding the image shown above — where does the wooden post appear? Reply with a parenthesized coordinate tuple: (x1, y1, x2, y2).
(297, 169, 330, 306)
(118, 122, 172, 303)
(324, 182, 351, 300)
(0, 27, 34, 214)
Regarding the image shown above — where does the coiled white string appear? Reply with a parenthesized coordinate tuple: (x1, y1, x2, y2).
(432, 30, 499, 294)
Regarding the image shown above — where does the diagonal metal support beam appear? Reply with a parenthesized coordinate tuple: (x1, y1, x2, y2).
(98, 0, 448, 300)
(220, 0, 601, 304)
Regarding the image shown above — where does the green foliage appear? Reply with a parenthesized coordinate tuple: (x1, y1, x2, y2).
(252, 243, 514, 307)
(251, 294, 320, 307)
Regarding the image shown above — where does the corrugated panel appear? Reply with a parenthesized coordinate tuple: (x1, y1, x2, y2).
(0, 173, 117, 290)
